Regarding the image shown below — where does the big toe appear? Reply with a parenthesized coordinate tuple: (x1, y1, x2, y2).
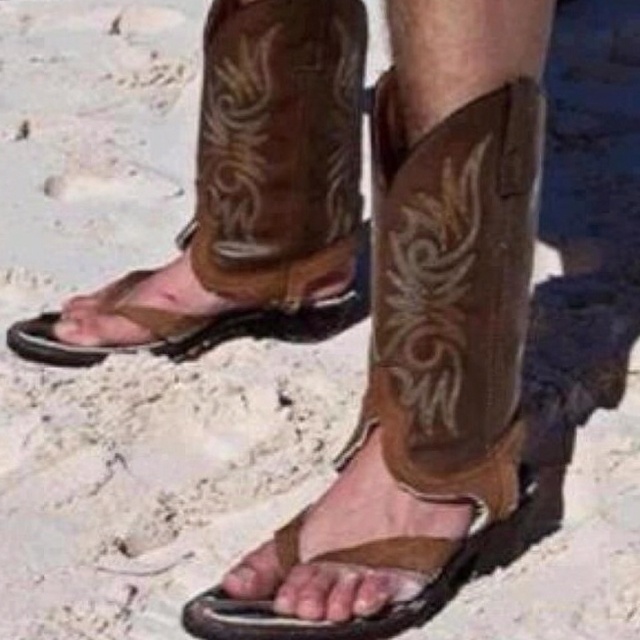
(54, 313, 149, 347)
(222, 542, 283, 601)
(60, 303, 99, 323)
(61, 294, 96, 315)
(54, 317, 102, 347)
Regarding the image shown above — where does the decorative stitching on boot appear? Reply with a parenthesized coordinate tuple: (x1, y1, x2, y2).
(326, 17, 363, 244)
(380, 136, 491, 438)
(189, 0, 367, 304)
(202, 25, 280, 248)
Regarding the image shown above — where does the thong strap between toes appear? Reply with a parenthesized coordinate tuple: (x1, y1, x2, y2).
(93, 269, 155, 312)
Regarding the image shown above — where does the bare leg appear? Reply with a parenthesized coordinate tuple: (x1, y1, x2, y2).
(389, 0, 556, 143)
(222, 0, 556, 623)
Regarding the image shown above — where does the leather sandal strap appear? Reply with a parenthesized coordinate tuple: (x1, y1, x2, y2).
(314, 536, 460, 575)
(274, 513, 306, 574)
(111, 305, 211, 340)
(192, 232, 358, 311)
(274, 511, 460, 576)
(94, 269, 155, 313)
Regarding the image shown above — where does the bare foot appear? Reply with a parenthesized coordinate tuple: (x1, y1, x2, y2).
(61, 270, 155, 317)
(54, 250, 353, 347)
(222, 429, 473, 622)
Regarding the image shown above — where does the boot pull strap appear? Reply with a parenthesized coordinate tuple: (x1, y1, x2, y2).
(499, 78, 544, 197)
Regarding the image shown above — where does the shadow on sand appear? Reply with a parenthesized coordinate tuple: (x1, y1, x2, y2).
(458, 0, 640, 591)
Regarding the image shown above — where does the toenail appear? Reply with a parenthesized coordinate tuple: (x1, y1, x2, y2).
(354, 597, 378, 616)
(297, 601, 322, 620)
(55, 320, 78, 335)
(233, 566, 256, 586)
(275, 594, 294, 611)
(342, 571, 359, 584)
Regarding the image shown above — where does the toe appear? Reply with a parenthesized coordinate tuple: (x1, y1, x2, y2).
(353, 570, 427, 617)
(274, 564, 319, 617)
(62, 295, 94, 314)
(54, 315, 112, 347)
(54, 312, 152, 347)
(353, 571, 395, 618)
(293, 565, 338, 621)
(62, 305, 95, 322)
(53, 318, 95, 346)
(326, 570, 361, 623)
(221, 565, 260, 600)
(222, 542, 282, 601)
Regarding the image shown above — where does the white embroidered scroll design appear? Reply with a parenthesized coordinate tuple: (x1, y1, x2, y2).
(201, 26, 280, 244)
(326, 17, 361, 243)
(381, 136, 492, 437)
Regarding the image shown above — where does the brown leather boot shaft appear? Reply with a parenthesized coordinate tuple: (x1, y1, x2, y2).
(338, 73, 545, 513)
(191, 0, 367, 296)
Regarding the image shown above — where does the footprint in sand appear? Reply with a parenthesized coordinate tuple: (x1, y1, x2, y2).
(43, 161, 184, 203)
(102, 54, 198, 115)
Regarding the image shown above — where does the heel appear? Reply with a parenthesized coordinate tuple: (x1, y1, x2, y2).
(472, 465, 564, 577)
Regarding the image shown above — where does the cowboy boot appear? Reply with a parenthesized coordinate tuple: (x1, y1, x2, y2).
(189, 0, 367, 305)
(8, 0, 368, 367)
(345, 70, 545, 506)
(179, 71, 546, 640)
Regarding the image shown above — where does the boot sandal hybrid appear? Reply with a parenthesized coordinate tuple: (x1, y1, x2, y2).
(6, 234, 361, 368)
(182, 71, 546, 640)
(181, 425, 535, 640)
(6, 0, 368, 368)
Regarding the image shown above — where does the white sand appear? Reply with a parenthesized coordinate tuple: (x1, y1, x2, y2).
(0, 1, 638, 639)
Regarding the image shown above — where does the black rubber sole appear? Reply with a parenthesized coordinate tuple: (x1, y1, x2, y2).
(5, 291, 364, 368)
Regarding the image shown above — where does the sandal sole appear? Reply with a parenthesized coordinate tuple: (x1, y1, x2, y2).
(181, 468, 555, 640)
(6, 290, 364, 368)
